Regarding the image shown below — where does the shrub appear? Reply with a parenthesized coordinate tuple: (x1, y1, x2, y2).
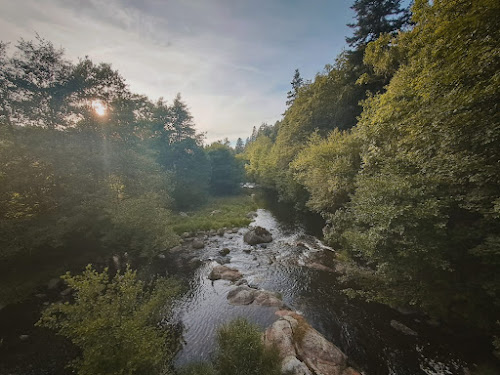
(37, 265, 182, 375)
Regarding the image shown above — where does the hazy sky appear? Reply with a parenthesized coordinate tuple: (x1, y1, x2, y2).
(0, 0, 354, 143)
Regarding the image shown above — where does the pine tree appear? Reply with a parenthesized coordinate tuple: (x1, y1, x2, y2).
(286, 69, 303, 107)
(235, 137, 244, 154)
(346, 0, 409, 49)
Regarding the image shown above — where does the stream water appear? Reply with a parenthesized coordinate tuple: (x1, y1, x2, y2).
(170, 201, 494, 375)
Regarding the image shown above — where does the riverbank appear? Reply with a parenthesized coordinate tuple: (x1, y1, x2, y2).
(0, 194, 256, 375)
(1, 193, 499, 375)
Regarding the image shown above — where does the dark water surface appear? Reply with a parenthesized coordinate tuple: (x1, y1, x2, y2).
(172, 196, 497, 375)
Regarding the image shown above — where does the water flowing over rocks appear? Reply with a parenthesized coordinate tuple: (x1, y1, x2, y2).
(264, 310, 360, 375)
(243, 226, 273, 245)
(171, 208, 483, 374)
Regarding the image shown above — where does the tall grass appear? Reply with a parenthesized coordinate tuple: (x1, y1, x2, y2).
(170, 195, 257, 234)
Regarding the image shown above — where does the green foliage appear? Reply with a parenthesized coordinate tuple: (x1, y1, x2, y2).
(214, 318, 281, 375)
(178, 319, 281, 375)
(242, 135, 276, 187)
(292, 129, 362, 213)
(37, 265, 182, 375)
(170, 195, 256, 234)
(324, 0, 500, 328)
(242, 0, 500, 337)
(162, 138, 211, 210)
(206, 142, 244, 195)
(0, 36, 214, 303)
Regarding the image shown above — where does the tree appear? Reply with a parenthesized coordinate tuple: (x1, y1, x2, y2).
(169, 93, 197, 143)
(206, 142, 243, 195)
(328, 0, 500, 330)
(346, 0, 409, 48)
(163, 138, 211, 209)
(235, 137, 244, 154)
(37, 265, 181, 375)
(286, 68, 303, 107)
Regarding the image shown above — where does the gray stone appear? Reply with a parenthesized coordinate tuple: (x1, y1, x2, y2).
(219, 248, 230, 256)
(281, 356, 312, 375)
(19, 335, 29, 341)
(208, 265, 242, 282)
(181, 232, 191, 238)
(227, 286, 257, 305)
(265, 310, 354, 375)
(254, 290, 284, 308)
(192, 240, 205, 249)
(390, 320, 418, 336)
(243, 226, 273, 245)
(217, 228, 225, 236)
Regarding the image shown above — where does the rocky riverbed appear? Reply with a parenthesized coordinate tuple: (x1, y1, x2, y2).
(167, 208, 491, 375)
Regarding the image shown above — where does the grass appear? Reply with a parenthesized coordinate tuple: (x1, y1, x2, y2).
(170, 195, 258, 234)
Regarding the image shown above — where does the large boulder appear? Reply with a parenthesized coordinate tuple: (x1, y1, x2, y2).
(264, 310, 359, 375)
(227, 286, 257, 305)
(208, 265, 242, 282)
(254, 290, 284, 308)
(227, 286, 284, 308)
(282, 356, 313, 375)
(243, 226, 273, 245)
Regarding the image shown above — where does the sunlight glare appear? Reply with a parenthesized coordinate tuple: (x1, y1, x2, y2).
(91, 100, 107, 116)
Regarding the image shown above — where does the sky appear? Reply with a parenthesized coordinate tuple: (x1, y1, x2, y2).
(0, 0, 354, 143)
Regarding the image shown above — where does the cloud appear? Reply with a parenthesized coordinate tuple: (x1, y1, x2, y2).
(0, 0, 351, 143)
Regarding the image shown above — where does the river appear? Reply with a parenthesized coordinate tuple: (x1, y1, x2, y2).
(170, 193, 495, 375)
(0, 192, 497, 375)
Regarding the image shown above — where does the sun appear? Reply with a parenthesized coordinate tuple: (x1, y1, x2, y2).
(91, 100, 107, 116)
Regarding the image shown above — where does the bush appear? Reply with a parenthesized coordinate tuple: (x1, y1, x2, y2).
(178, 318, 281, 375)
(37, 265, 182, 375)
(214, 318, 281, 375)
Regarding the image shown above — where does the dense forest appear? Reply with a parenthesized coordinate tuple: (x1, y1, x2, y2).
(0, 35, 245, 272)
(1, 0, 499, 374)
(0, 36, 250, 374)
(243, 0, 500, 346)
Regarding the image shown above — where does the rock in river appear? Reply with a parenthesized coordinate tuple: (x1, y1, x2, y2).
(243, 226, 273, 245)
(208, 265, 242, 282)
(227, 286, 284, 308)
(219, 248, 230, 256)
(264, 310, 360, 375)
(227, 286, 256, 305)
(192, 239, 205, 249)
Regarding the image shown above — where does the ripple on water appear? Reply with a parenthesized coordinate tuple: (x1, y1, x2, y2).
(171, 208, 479, 375)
